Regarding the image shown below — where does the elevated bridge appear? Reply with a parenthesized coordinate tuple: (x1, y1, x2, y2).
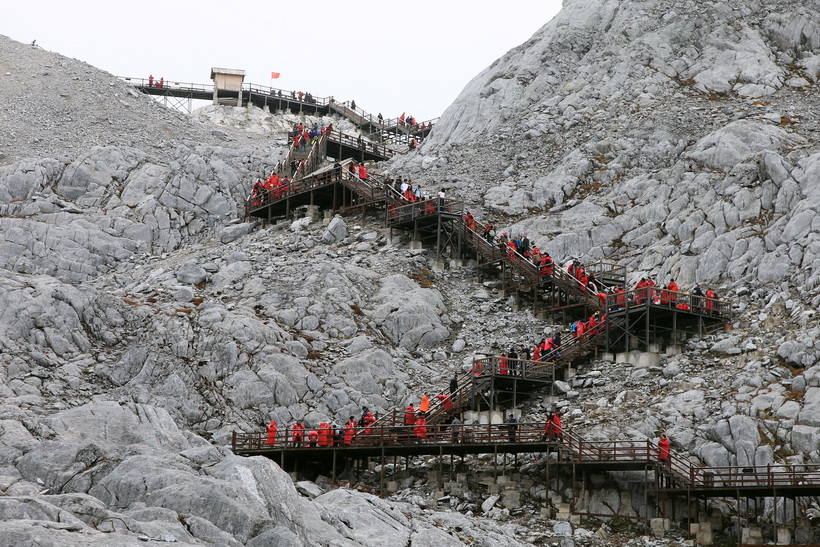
(121, 76, 437, 149)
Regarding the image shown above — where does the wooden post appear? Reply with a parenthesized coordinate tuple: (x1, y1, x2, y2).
(380, 447, 385, 496)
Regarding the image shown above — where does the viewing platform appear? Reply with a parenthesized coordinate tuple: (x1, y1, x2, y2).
(232, 423, 820, 500)
(121, 76, 437, 148)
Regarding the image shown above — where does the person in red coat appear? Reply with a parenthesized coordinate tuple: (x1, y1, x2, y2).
(498, 354, 509, 375)
(436, 393, 453, 411)
(667, 280, 679, 308)
(343, 417, 357, 446)
(615, 286, 626, 308)
(318, 422, 332, 447)
(552, 412, 563, 442)
(363, 412, 376, 436)
(575, 320, 586, 339)
(291, 420, 305, 447)
(404, 404, 416, 426)
(265, 419, 277, 446)
(705, 288, 717, 315)
(414, 413, 427, 443)
(634, 278, 647, 305)
(658, 434, 671, 465)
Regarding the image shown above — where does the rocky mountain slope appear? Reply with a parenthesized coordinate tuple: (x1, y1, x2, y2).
(0, 0, 819, 544)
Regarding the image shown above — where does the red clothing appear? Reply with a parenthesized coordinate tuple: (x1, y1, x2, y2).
(575, 321, 586, 338)
(318, 423, 332, 447)
(658, 437, 670, 462)
(552, 414, 562, 436)
(358, 165, 368, 180)
(587, 315, 598, 335)
(634, 280, 647, 305)
(541, 256, 554, 276)
(265, 420, 277, 446)
(499, 358, 509, 375)
(414, 417, 427, 439)
(291, 422, 305, 445)
(419, 394, 430, 413)
(705, 289, 717, 313)
(471, 360, 483, 376)
(344, 420, 357, 446)
(363, 413, 376, 435)
(615, 287, 626, 307)
(667, 282, 679, 302)
(436, 394, 453, 410)
(404, 405, 416, 425)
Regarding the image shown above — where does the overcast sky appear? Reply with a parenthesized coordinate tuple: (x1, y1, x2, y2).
(5, 1, 562, 120)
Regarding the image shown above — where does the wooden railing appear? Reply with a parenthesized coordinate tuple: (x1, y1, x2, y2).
(233, 424, 820, 494)
(584, 261, 627, 287)
(686, 463, 820, 489)
(326, 129, 397, 159)
(235, 421, 561, 450)
(386, 197, 464, 225)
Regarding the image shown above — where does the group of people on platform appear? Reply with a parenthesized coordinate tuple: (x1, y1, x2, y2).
(571, 311, 606, 340)
(345, 160, 369, 182)
(249, 172, 291, 207)
(467, 214, 722, 317)
(386, 178, 447, 221)
(469, 336, 564, 379)
(265, 406, 379, 448)
(146, 75, 165, 88)
(289, 122, 333, 152)
(464, 214, 558, 280)
(604, 277, 719, 315)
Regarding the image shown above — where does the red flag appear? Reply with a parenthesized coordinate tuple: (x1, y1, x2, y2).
(270, 72, 280, 79)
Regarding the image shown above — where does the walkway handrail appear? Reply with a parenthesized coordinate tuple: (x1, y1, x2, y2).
(386, 197, 464, 225)
(234, 422, 820, 493)
(293, 133, 328, 180)
(327, 129, 397, 159)
(584, 261, 627, 287)
(472, 356, 556, 380)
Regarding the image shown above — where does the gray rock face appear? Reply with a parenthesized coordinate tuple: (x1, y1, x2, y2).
(2, 2, 820, 545)
(372, 274, 450, 350)
(321, 215, 349, 244)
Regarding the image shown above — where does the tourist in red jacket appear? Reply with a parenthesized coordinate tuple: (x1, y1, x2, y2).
(658, 434, 671, 465)
(265, 419, 277, 446)
(343, 417, 357, 446)
(291, 420, 305, 446)
(404, 404, 416, 426)
(414, 414, 427, 443)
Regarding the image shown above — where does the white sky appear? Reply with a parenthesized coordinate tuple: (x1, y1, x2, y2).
(5, 1, 562, 121)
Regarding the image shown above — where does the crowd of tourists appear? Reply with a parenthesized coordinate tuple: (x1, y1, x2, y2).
(385, 177, 447, 221)
(464, 211, 722, 317)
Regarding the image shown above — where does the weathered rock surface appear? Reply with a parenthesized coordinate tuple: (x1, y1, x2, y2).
(2, 0, 820, 544)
